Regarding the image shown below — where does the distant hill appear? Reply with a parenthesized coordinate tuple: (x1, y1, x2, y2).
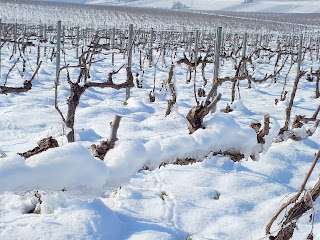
(30, 0, 320, 13)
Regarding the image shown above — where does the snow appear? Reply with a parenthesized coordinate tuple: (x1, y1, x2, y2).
(30, 0, 320, 13)
(1, 1, 319, 33)
(0, 111, 259, 192)
(88, 0, 320, 13)
(0, 5, 320, 240)
(0, 143, 108, 197)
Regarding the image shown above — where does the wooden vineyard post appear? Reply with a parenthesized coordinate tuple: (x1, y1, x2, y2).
(127, 24, 133, 69)
(194, 29, 199, 104)
(14, 23, 17, 54)
(242, 32, 247, 59)
(112, 27, 115, 66)
(213, 27, 222, 94)
(242, 32, 250, 87)
(186, 32, 193, 83)
(56, 20, 61, 85)
(255, 33, 258, 49)
(104, 26, 108, 48)
(149, 28, 154, 67)
(76, 26, 80, 59)
(39, 24, 43, 38)
(291, 36, 295, 63)
(187, 31, 191, 53)
(44, 24, 47, 57)
(212, 26, 222, 112)
(160, 31, 165, 68)
(296, 34, 303, 77)
(160, 30, 163, 46)
(84, 27, 87, 47)
(194, 29, 199, 69)
(126, 24, 133, 101)
(62, 26, 65, 53)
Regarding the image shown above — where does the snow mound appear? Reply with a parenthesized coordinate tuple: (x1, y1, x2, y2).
(105, 112, 259, 186)
(124, 97, 155, 114)
(230, 100, 254, 115)
(0, 143, 108, 197)
(0, 112, 259, 193)
(127, 230, 173, 240)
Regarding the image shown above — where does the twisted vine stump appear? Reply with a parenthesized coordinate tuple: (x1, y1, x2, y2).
(197, 88, 206, 97)
(266, 148, 320, 240)
(91, 115, 122, 160)
(0, 61, 42, 94)
(55, 64, 133, 143)
(250, 114, 270, 144)
(277, 105, 320, 142)
(18, 136, 59, 159)
(280, 71, 306, 133)
(186, 93, 222, 134)
(149, 90, 155, 102)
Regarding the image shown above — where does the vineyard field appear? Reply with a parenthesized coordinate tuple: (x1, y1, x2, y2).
(0, 2, 320, 240)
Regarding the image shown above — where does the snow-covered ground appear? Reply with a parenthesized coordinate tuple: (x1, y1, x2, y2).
(87, 0, 320, 13)
(0, 6, 320, 240)
(2, 0, 320, 33)
(30, 0, 320, 13)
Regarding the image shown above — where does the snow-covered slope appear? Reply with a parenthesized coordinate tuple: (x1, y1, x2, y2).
(88, 0, 320, 13)
(0, 23, 320, 239)
(33, 0, 320, 13)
